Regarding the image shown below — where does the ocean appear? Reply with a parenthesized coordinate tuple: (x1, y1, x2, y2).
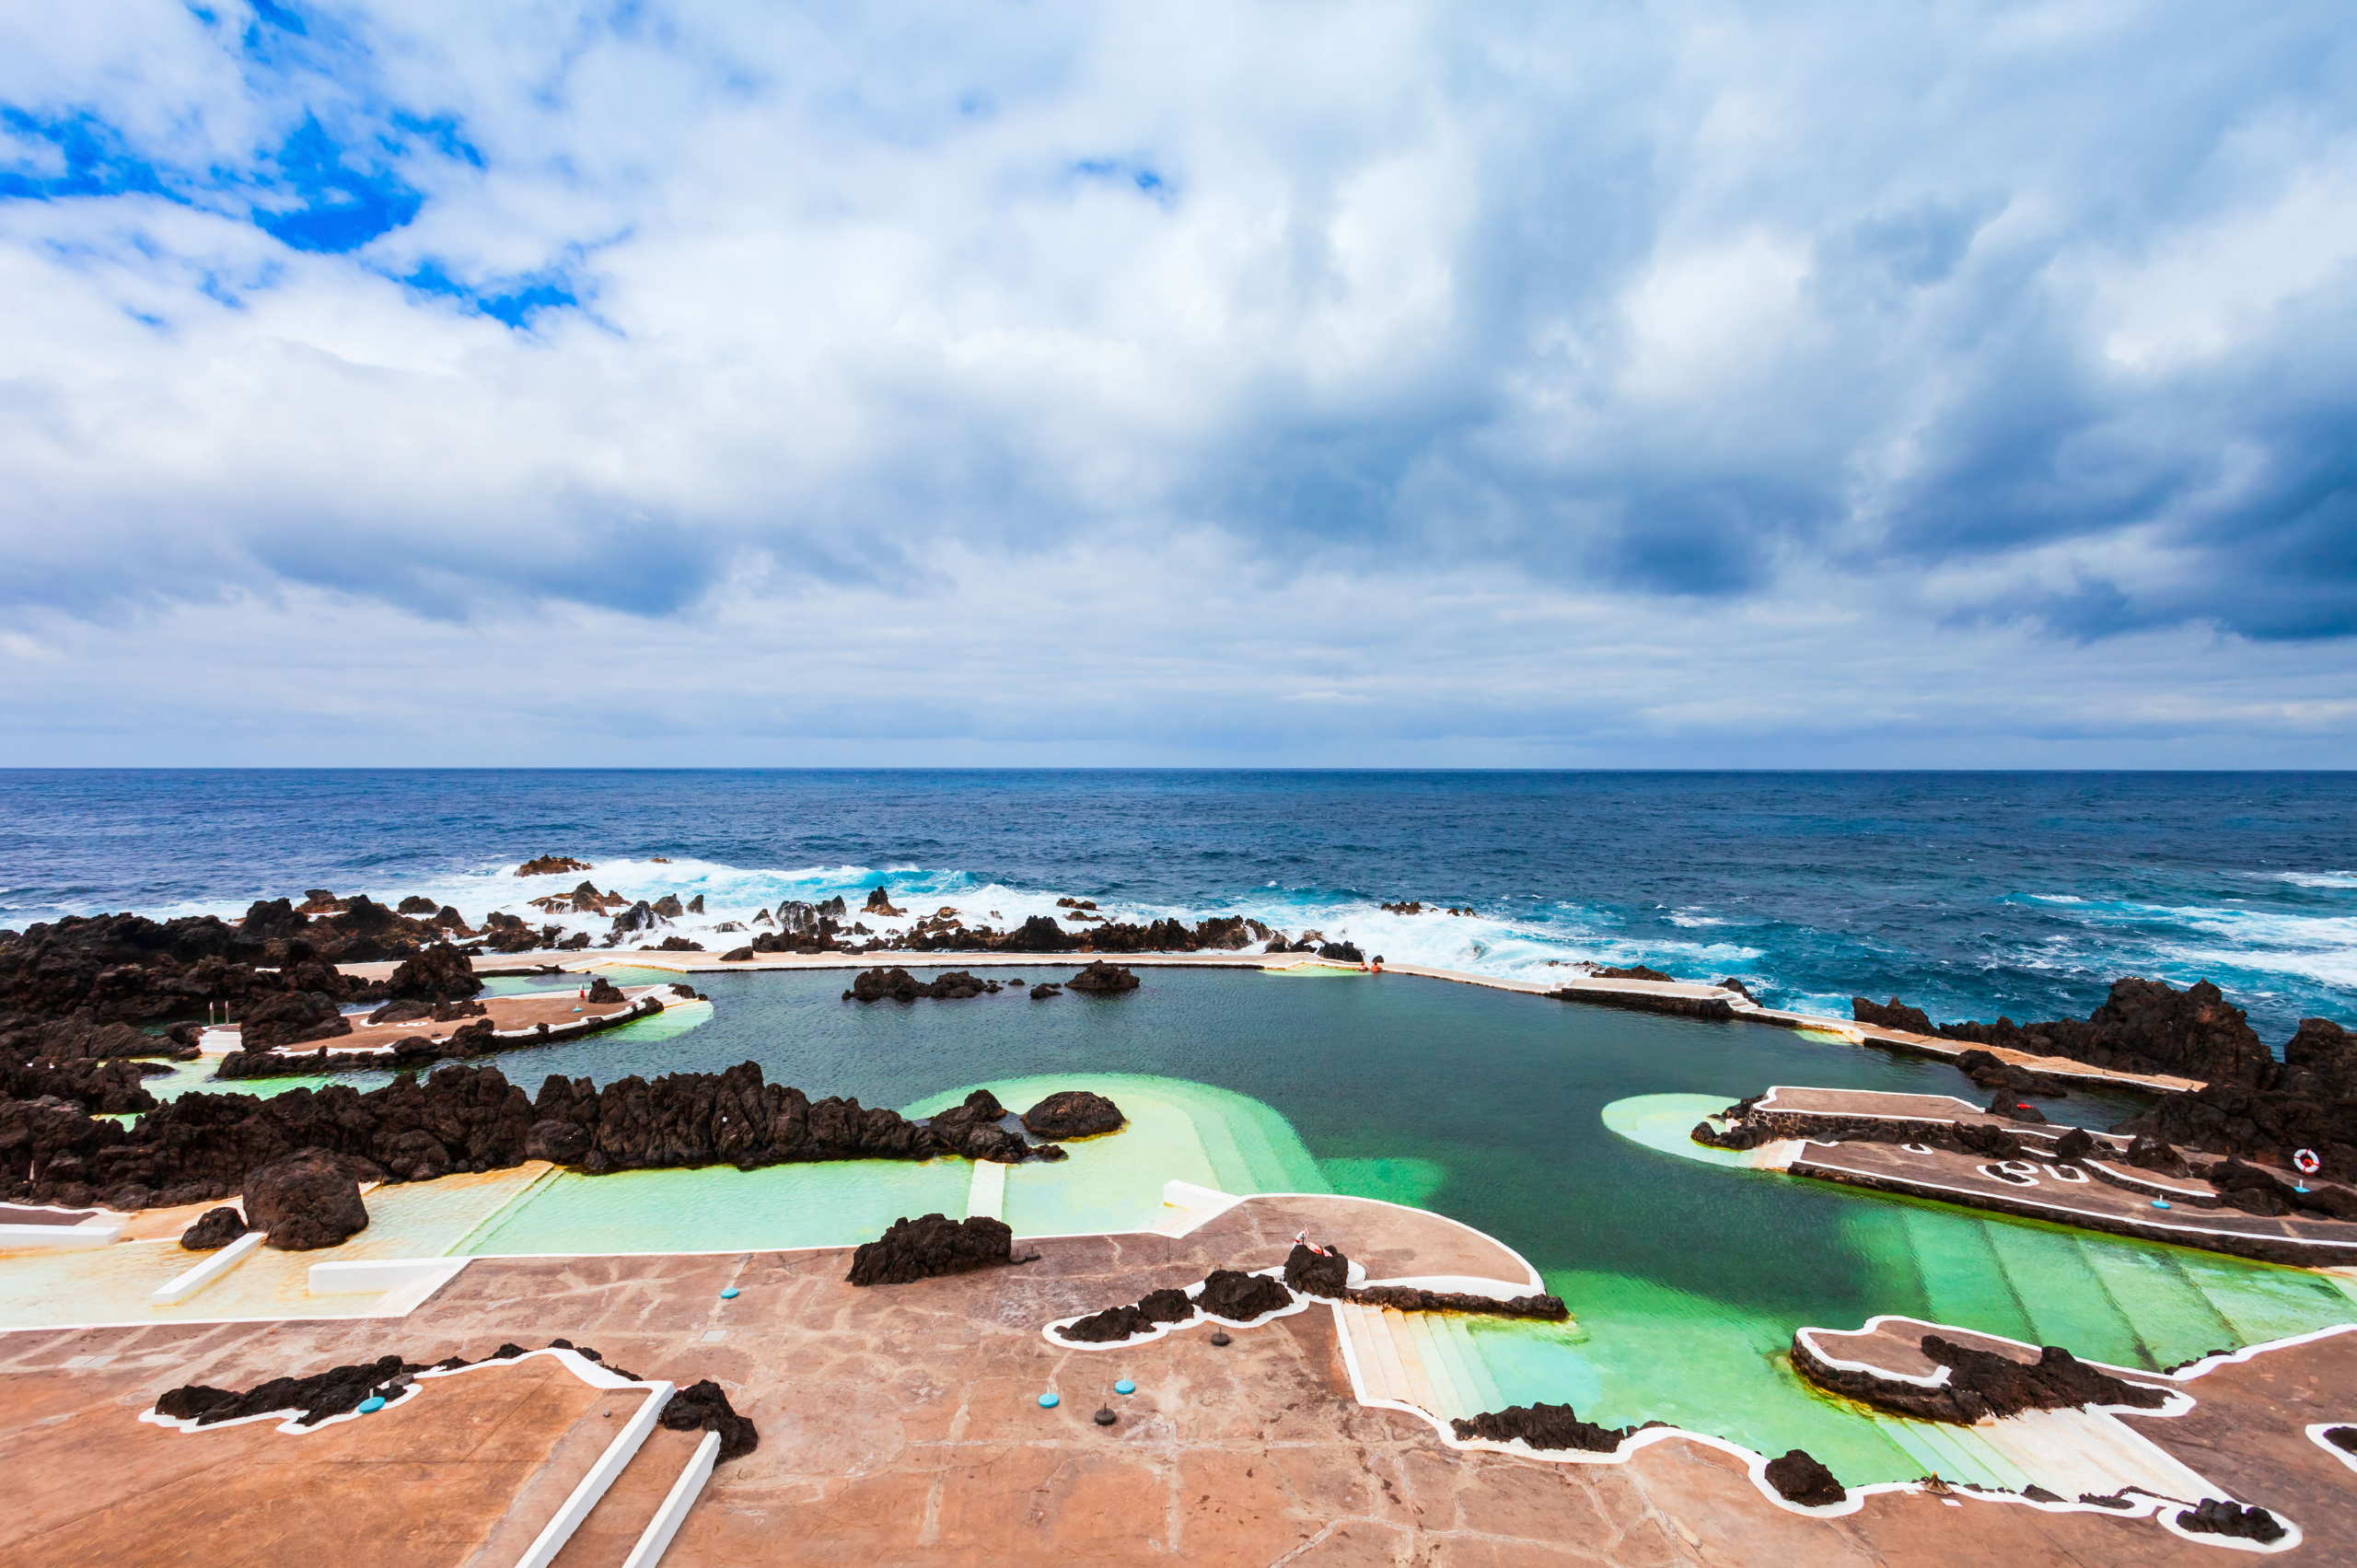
(2, 769, 2351, 1042)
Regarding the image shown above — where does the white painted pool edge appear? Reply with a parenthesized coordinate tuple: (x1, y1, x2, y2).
(149, 1230, 263, 1305)
(621, 1428, 721, 1568)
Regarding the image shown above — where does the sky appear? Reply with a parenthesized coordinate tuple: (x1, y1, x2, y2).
(1, 0, 2354, 768)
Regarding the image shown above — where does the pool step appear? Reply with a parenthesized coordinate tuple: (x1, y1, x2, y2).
(544, 1413, 721, 1568)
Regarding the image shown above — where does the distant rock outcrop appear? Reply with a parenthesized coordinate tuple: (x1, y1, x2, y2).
(517, 856, 594, 877)
(1064, 961, 1140, 994)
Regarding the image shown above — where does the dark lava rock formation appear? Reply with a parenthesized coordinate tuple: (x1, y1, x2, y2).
(1799, 1332, 2168, 1424)
(233, 991, 353, 1051)
(1594, 965, 1673, 982)
(150, 1336, 715, 1440)
(1283, 1241, 1351, 1296)
(1852, 996, 1933, 1034)
(1021, 1090, 1125, 1139)
(382, 944, 482, 1002)
(243, 1149, 370, 1250)
(6, 1060, 1073, 1213)
(925, 1089, 1063, 1164)
(1195, 1268, 1293, 1321)
(2116, 1015, 2357, 1181)
(661, 1378, 761, 1461)
(1762, 1449, 1847, 1507)
(179, 1205, 250, 1250)
(157, 1353, 419, 1427)
(846, 1213, 1038, 1286)
(843, 967, 1003, 1003)
(1350, 1284, 1570, 1319)
(517, 855, 594, 877)
(1064, 960, 1140, 994)
(1449, 1401, 1634, 1454)
(2177, 1500, 2287, 1543)
(1956, 1049, 2070, 1098)
(1059, 1287, 1200, 1343)
(1864, 978, 2275, 1086)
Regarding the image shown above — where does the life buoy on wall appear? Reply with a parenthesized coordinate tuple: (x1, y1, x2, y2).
(2293, 1148, 2321, 1176)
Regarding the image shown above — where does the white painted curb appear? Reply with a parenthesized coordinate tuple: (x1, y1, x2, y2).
(513, 1377, 674, 1568)
(151, 1231, 263, 1305)
(621, 1427, 721, 1568)
(0, 1220, 122, 1251)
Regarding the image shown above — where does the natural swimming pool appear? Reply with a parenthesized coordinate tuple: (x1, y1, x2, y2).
(192, 965, 2357, 1482)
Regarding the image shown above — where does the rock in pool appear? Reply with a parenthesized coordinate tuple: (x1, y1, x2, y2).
(1021, 1090, 1126, 1139)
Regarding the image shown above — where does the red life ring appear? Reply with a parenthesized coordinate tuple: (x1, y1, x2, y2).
(2293, 1148, 2321, 1176)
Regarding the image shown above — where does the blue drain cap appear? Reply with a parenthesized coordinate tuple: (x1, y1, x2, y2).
(720, 1286, 740, 1299)
(356, 1396, 387, 1414)
(1038, 1392, 1060, 1409)
(1114, 1379, 1135, 1396)
(2152, 1198, 2171, 1209)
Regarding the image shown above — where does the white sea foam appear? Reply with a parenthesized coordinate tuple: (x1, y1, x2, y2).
(2270, 870, 2357, 890)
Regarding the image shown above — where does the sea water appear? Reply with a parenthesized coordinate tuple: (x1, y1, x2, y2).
(4, 769, 2353, 1039)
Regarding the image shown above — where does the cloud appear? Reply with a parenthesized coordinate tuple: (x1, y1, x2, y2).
(0, 0, 2352, 761)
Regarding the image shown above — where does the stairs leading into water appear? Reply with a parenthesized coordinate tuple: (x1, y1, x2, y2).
(1331, 1302, 2228, 1507)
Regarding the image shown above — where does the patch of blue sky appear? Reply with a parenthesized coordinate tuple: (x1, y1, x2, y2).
(401, 258, 581, 329)
(0, 109, 183, 203)
(1072, 157, 1174, 202)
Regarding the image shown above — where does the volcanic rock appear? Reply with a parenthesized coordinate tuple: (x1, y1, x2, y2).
(395, 896, 439, 915)
(1952, 1121, 2026, 1160)
(517, 856, 593, 877)
(1937, 978, 2273, 1086)
(383, 944, 483, 1003)
(1852, 996, 1933, 1034)
(660, 1378, 759, 1461)
(1317, 942, 1364, 964)
(2123, 1134, 2192, 1177)
(1450, 1401, 1633, 1454)
(1002, 915, 1077, 953)
(1763, 1449, 1847, 1507)
(1064, 961, 1140, 995)
(1282, 1241, 1350, 1296)
(2052, 1127, 2096, 1163)
(243, 1149, 370, 1250)
(1061, 1303, 1155, 1342)
(1029, 983, 1062, 999)
(1349, 1285, 1569, 1319)
(652, 895, 684, 919)
(179, 1205, 250, 1250)
(654, 936, 703, 952)
(1594, 964, 1671, 982)
(1985, 1093, 2048, 1123)
(366, 998, 435, 1026)
(925, 1089, 1051, 1164)
(157, 1353, 418, 1427)
(238, 991, 353, 1051)
(720, 947, 754, 961)
(586, 976, 626, 1005)
(1956, 1048, 2070, 1098)
(845, 1213, 1035, 1286)
(863, 886, 907, 918)
(1021, 1090, 1126, 1139)
(2177, 1500, 2286, 1543)
(1195, 1268, 1292, 1321)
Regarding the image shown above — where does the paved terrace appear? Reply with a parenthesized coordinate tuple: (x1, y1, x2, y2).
(1, 1193, 2333, 1566)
